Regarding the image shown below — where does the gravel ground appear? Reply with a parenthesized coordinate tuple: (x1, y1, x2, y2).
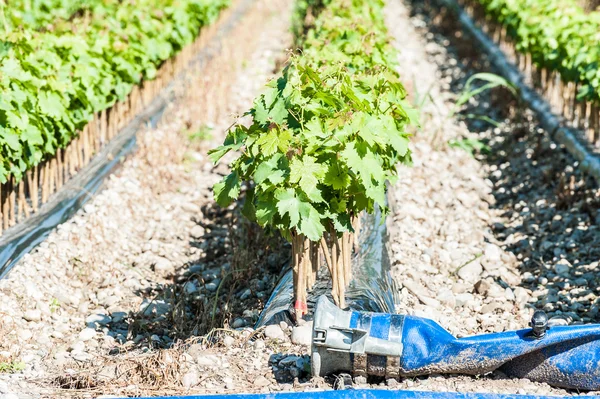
(0, 0, 301, 397)
(383, 0, 600, 395)
(0, 0, 599, 397)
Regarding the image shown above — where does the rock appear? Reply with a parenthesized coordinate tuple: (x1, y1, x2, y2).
(474, 279, 491, 295)
(19, 330, 32, 341)
(451, 283, 470, 294)
(279, 355, 300, 367)
(182, 371, 199, 389)
(182, 203, 201, 214)
(183, 281, 198, 295)
(205, 282, 218, 292)
(436, 289, 456, 308)
(264, 324, 285, 340)
(554, 259, 571, 276)
(504, 287, 515, 301)
(222, 335, 235, 347)
(111, 311, 127, 324)
(481, 303, 499, 314)
(86, 313, 112, 326)
(23, 309, 41, 322)
(140, 299, 170, 317)
(253, 375, 271, 387)
(239, 288, 251, 300)
(195, 353, 220, 367)
(154, 257, 173, 274)
(79, 328, 97, 341)
(457, 260, 483, 282)
(190, 225, 205, 239)
(403, 280, 441, 308)
(231, 318, 246, 329)
(291, 323, 312, 346)
(455, 293, 475, 308)
(514, 287, 530, 305)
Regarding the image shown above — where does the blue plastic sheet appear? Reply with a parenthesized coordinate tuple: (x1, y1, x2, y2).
(136, 389, 578, 399)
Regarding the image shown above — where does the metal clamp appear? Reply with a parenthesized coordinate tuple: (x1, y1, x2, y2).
(313, 326, 403, 357)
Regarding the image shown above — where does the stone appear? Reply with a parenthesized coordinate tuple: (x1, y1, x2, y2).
(239, 288, 252, 300)
(253, 376, 270, 387)
(554, 259, 571, 276)
(154, 257, 173, 274)
(23, 309, 41, 322)
(183, 281, 198, 295)
(79, 328, 97, 341)
(474, 279, 491, 295)
(457, 260, 483, 282)
(222, 335, 235, 347)
(111, 312, 127, 324)
(182, 371, 199, 389)
(514, 287, 530, 305)
(231, 318, 246, 329)
(205, 282, 218, 292)
(19, 330, 32, 341)
(264, 324, 285, 340)
(436, 290, 456, 308)
(291, 323, 312, 346)
(190, 225, 205, 239)
(86, 314, 112, 326)
(140, 299, 170, 317)
(196, 353, 220, 367)
(279, 355, 301, 367)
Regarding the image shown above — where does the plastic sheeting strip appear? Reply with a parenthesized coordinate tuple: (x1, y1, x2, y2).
(256, 206, 400, 327)
(135, 389, 576, 399)
(0, 0, 257, 279)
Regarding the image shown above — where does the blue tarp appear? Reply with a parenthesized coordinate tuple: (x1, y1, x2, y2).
(137, 389, 587, 399)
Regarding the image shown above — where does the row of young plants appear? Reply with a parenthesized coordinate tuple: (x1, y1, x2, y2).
(0, 0, 229, 183)
(474, 0, 600, 103)
(211, 0, 417, 315)
(1, 0, 101, 31)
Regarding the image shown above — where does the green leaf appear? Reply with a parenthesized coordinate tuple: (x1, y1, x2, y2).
(213, 172, 240, 207)
(289, 155, 327, 202)
(275, 188, 302, 227)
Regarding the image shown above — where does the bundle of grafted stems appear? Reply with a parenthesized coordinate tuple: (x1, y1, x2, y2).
(291, 216, 360, 320)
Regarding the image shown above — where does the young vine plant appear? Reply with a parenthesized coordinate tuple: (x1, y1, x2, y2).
(211, 0, 417, 317)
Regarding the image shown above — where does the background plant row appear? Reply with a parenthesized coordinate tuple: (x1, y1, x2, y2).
(211, 0, 416, 241)
(474, 0, 600, 103)
(0, 0, 229, 183)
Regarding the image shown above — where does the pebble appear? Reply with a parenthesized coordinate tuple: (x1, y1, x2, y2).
(86, 314, 111, 326)
(205, 282, 218, 292)
(264, 325, 285, 340)
(23, 310, 41, 322)
(253, 375, 270, 387)
(554, 259, 571, 276)
(78, 328, 97, 342)
(231, 318, 246, 329)
(154, 257, 174, 274)
(190, 225, 205, 239)
(291, 323, 312, 346)
(222, 335, 235, 347)
(182, 371, 199, 389)
(457, 260, 483, 282)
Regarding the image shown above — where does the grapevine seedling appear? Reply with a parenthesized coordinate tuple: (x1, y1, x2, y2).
(211, 0, 416, 318)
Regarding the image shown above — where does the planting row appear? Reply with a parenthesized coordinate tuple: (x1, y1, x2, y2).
(212, 0, 417, 316)
(0, 0, 229, 183)
(460, 0, 600, 145)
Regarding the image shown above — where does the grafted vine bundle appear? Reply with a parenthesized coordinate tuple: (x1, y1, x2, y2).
(212, 0, 416, 318)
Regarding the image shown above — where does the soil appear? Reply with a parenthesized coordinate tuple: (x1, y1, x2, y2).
(0, 0, 598, 397)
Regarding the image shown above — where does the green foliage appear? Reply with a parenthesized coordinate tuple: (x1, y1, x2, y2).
(211, 0, 416, 242)
(0, 360, 25, 373)
(448, 137, 491, 157)
(0, 0, 229, 183)
(476, 0, 600, 103)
